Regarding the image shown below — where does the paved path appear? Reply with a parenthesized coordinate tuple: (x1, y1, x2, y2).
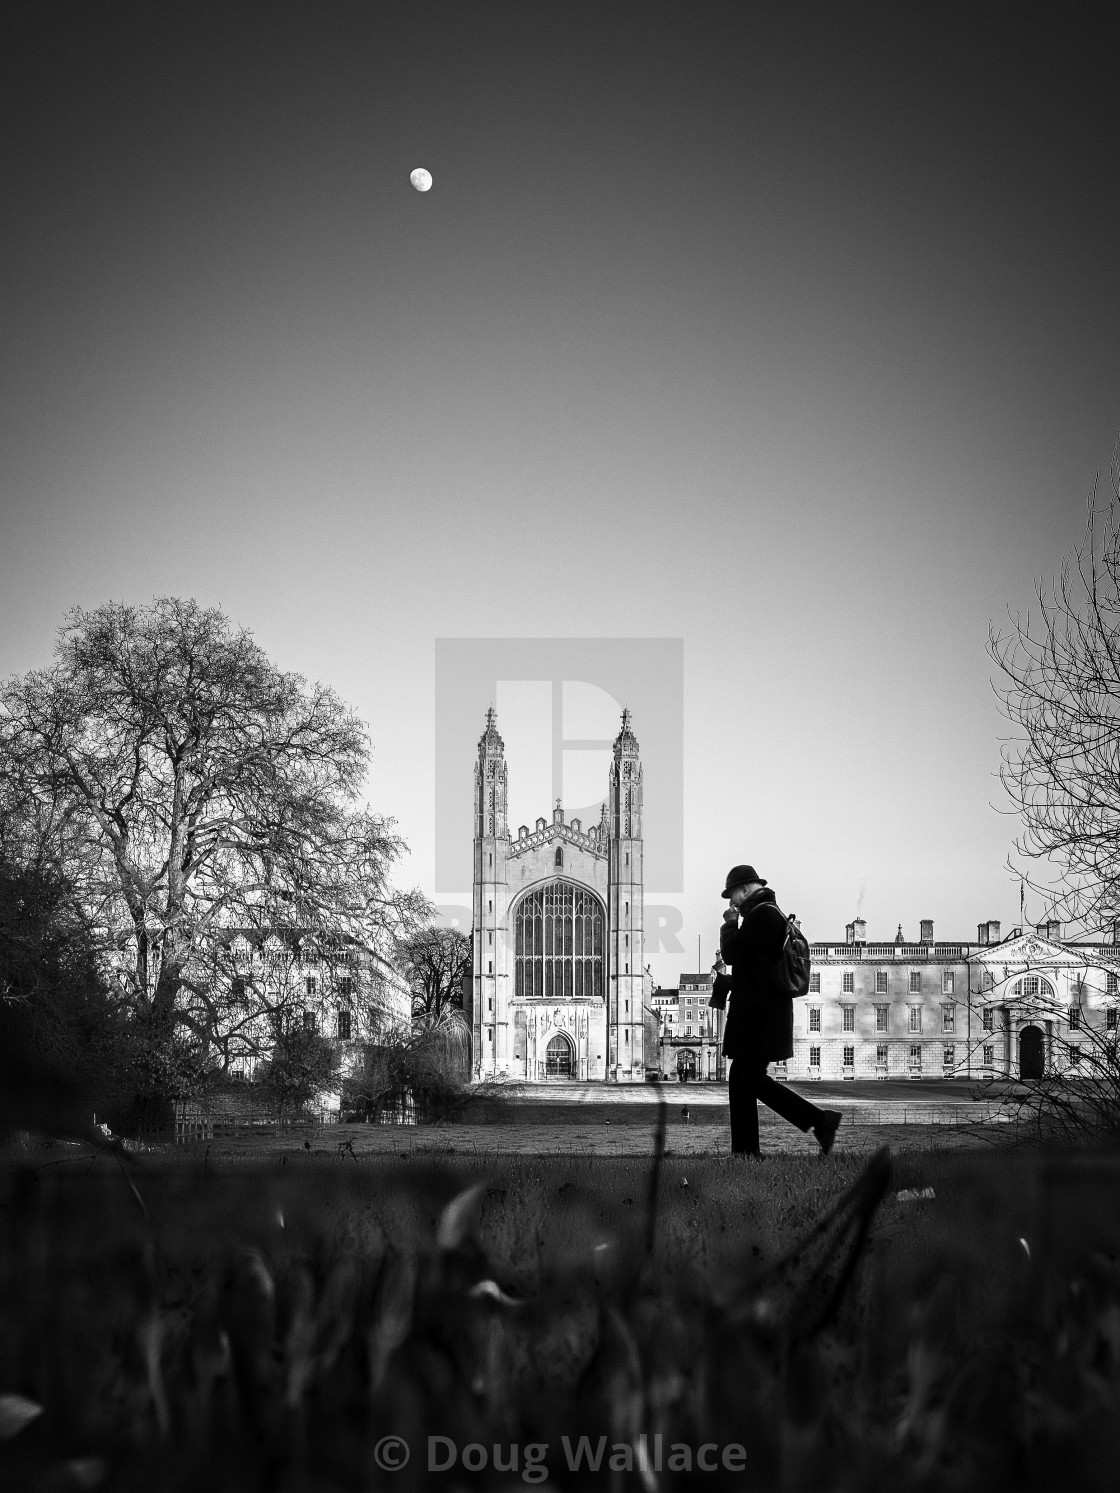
(320, 1120, 997, 1159)
(452, 1078, 1010, 1130)
(168, 1081, 1012, 1162)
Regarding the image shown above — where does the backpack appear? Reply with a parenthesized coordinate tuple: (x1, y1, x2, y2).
(746, 903, 812, 998)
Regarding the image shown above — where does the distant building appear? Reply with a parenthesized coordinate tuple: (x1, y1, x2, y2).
(791, 918, 1120, 1081)
(470, 705, 646, 1081)
(215, 929, 410, 1091)
(650, 972, 727, 1081)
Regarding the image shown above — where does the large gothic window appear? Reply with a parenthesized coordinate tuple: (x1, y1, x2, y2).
(515, 882, 604, 1001)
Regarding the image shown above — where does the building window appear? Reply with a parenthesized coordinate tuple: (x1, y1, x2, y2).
(941, 1003, 955, 1032)
(809, 972, 821, 993)
(982, 1007, 994, 1031)
(909, 1044, 922, 1067)
(306, 976, 317, 997)
(843, 1045, 855, 1066)
(809, 1045, 821, 1067)
(1021, 976, 1039, 998)
(982, 969, 995, 992)
(983, 1044, 995, 1065)
(943, 1044, 955, 1068)
(909, 971, 922, 994)
(514, 882, 604, 1002)
(302, 1009, 315, 1031)
(909, 1006, 922, 1033)
(876, 1043, 888, 1064)
(809, 1007, 821, 1032)
(1108, 972, 1118, 995)
(337, 1009, 351, 1040)
(1068, 1044, 1082, 1064)
(339, 976, 353, 999)
(555, 847, 563, 866)
(874, 1004, 889, 1033)
(942, 970, 954, 995)
(1108, 1008, 1118, 1030)
(842, 1005, 855, 1032)
(1068, 1006, 1081, 1030)
(842, 971, 855, 994)
(876, 969, 888, 994)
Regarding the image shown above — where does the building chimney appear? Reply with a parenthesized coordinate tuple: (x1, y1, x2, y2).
(1048, 920, 1062, 941)
(920, 918, 934, 943)
(987, 920, 1001, 944)
(845, 921, 855, 945)
(852, 917, 866, 943)
(977, 922, 989, 946)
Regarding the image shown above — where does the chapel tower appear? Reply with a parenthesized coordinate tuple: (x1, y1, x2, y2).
(472, 706, 509, 1072)
(607, 708, 644, 1078)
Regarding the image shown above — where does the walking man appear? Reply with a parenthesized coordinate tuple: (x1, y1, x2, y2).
(717, 864, 841, 1157)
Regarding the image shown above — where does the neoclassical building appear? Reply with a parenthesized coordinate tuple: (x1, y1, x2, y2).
(786, 917, 1120, 1081)
(646, 918, 1120, 1085)
(470, 706, 646, 1082)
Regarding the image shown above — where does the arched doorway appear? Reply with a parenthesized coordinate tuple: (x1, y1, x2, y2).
(545, 1032, 574, 1079)
(1019, 1025, 1044, 1080)
(677, 1049, 697, 1082)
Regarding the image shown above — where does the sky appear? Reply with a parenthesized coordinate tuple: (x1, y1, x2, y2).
(2, 1, 1119, 985)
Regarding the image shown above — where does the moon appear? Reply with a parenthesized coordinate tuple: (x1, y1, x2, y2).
(410, 168, 432, 192)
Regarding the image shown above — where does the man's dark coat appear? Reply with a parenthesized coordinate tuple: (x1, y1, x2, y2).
(719, 886, 794, 1064)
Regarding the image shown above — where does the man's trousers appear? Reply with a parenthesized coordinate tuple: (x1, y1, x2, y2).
(728, 1059, 824, 1155)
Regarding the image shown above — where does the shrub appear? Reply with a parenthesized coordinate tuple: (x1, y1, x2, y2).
(343, 1010, 471, 1121)
(255, 1023, 337, 1121)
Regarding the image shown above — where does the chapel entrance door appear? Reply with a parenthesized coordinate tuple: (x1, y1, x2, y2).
(545, 1033, 574, 1079)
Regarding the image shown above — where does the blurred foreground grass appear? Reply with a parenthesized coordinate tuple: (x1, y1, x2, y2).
(3, 1141, 1120, 1490)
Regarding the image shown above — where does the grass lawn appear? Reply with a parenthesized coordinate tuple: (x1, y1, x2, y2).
(2, 1133, 1119, 1489)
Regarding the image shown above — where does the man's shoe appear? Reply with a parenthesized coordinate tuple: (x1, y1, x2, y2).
(813, 1110, 842, 1156)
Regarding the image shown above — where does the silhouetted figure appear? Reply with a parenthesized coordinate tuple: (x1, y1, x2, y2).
(717, 865, 841, 1158)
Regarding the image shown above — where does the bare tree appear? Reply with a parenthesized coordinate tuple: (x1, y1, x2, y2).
(0, 598, 429, 1065)
(397, 923, 471, 1028)
(989, 447, 1120, 934)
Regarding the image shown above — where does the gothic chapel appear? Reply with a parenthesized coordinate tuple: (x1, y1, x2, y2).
(471, 706, 646, 1081)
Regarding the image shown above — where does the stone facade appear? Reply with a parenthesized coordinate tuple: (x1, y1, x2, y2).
(470, 706, 647, 1082)
(791, 918, 1120, 1081)
(650, 974, 727, 1081)
(217, 930, 411, 1088)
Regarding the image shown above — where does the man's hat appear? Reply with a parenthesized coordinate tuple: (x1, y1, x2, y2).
(720, 864, 767, 898)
